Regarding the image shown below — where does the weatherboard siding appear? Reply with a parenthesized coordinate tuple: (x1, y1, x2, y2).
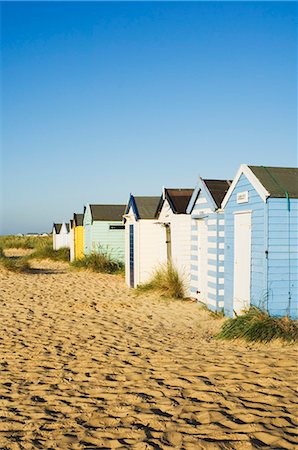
(189, 181, 225, 311)
(158, 200, 191, 294)
(90, 221, 125, 262)
(267, 198, 298, 319)
(74, 225, 84, 260)
(224, 173, 266, 317)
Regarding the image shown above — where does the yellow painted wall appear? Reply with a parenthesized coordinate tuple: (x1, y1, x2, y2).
(74, 225, 84, 260)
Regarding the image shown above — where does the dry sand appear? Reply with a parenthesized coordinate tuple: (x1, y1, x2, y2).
(0, 252, 297, 449)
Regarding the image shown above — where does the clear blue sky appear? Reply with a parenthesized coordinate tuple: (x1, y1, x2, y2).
(1, 1, 297, 234)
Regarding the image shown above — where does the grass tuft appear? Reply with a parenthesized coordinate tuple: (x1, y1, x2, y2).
(71, 251, 124, 274)
(217, 307, 298, 343)
(0, 255, 31, 273)
(30, 245, 70, 262)
(137, 262, 186, 299)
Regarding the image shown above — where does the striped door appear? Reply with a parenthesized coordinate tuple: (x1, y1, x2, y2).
(129, 224, 134, 287)
(197, 219, 208, 303)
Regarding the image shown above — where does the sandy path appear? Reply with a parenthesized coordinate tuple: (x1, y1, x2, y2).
(0, 256, 297, 449)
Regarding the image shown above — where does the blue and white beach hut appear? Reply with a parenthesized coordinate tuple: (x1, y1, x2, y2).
(187, 178, 231, 311)
(222, 164, 298, 319)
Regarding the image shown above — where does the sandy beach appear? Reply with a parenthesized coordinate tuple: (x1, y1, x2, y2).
(0, 252, 297, 450)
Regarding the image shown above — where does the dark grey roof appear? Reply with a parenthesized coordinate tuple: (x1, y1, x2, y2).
(53, 223, 62, 234)
(134, 196, 161, 219)
(74, 213, 84, 226)
(249, 166, 298, 199)
(204, 180, 232, 208)
(156, 188, 194, 216)
(90, 204, 126, 221)
(65, 223, 70, 233)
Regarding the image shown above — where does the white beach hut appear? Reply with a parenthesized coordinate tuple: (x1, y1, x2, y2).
(69, 219, 75, 261)
(124, 195, 164, 288)
(52, 222, 70, 250)
(155, 188, 193, 292)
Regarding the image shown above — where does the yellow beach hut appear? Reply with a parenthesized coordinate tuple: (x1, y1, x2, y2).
(73, 213, 84, 260)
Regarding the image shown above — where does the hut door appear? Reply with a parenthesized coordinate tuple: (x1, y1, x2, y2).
(197, 219, 208, 303)
(233, 212, 251, 315)
(165, 224, 172, 263)
(129, 224, 134, 288)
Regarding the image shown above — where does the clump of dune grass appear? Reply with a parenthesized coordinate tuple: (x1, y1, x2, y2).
(217, 307, 298, 343)
(0, 247, 4, 258)
(0, 255, 31, 273)
(71, 251, 124, 274)
(137, 262, 186, 299)
(0, 235, 51, 250)
(30, 245, 70, 262)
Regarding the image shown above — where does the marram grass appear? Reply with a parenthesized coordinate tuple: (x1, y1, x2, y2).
(71, 251, 124, 274)
(0, 235, 51, 250)
(217, 307, 298, 343)
(30, 245, 70, 262)
(137, 262, 186, 299)
(0, 252, 31, 273)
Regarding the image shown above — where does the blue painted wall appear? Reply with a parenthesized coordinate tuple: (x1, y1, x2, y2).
(224, 173, 298, 319)
(267, 198, 298, 318)
(224, 173, 266, 317)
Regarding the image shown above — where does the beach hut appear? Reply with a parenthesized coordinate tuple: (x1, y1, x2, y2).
(73, 213, 84, 260)
(69, 219, 75, 261)
(52, 223, 62, 250)
(186, 179, 231, 311)
(155, 188, 194, 291)
(222, 164, 298, 319)
(52, 222, 69, 250)
(83, 204, 126, 262)
(124, 195, 164, 288)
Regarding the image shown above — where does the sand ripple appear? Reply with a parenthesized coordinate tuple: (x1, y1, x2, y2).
(0, 256, 297, 449)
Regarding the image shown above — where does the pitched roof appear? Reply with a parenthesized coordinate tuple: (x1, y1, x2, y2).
(132, 196, 161, 219)
(203, 180, 232, 208)
(157, 188, 194, 215)
(53, 223, 62, 234)
(74, 213, 84, 226)
(248, 166, 298, 199)
(65, 223, 70, 232)
(90, 204, 126, 221)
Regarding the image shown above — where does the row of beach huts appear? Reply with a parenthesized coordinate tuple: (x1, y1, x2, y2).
(52, 164, 298, 319)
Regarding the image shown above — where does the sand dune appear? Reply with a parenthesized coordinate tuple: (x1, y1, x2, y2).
(0, 254, 297, 449)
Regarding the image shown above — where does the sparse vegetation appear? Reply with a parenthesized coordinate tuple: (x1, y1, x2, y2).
(198, 303, 225, 319)
(0, 253, 31, 273)
(0, 235, 51, 250)
(71, 251, 124, 274)
(30, 245, 70, 262)
(217, 307, 298, 343)
(137, 262, 186, 299)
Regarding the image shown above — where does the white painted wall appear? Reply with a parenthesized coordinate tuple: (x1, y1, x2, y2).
(157, 200, 191, 295)
(125, 207, 165, 287)
(69, 226, 75, 261)
(55, 223, 70, 250)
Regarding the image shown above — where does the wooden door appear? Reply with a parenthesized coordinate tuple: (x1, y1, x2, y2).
(233, 212, 251, 314)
